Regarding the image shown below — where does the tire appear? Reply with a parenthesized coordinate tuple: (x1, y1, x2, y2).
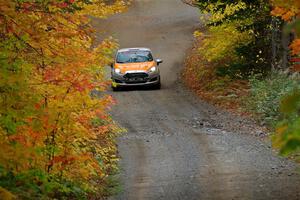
(153, 80, 161, 90)
(112, 85, 120, 91)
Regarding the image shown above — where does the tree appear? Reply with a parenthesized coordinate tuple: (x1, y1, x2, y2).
(270, 0, 300, 160)
(194, 0, 273, 77)
(0, 0, 127, 198)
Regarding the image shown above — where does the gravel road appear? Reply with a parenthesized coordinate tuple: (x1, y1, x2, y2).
(92, 0, 300, 199)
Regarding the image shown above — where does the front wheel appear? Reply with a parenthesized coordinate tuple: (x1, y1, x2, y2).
(153, 80, 161, 90)
(112, 85, 121, 91)
(111, 83, 120, 91)
(111, 80, 121, 91)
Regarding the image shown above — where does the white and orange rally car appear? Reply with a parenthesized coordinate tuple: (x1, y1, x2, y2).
(111, 48, 162, 90)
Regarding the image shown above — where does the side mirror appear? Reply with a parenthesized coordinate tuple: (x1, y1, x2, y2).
(156, 59, 163, 65)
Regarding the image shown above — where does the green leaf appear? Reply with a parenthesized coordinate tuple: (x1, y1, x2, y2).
(280, 90, 300, 114)
(280, 137, 300, 156)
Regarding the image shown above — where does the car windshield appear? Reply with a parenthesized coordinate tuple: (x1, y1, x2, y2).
(116, 50, 153, 63)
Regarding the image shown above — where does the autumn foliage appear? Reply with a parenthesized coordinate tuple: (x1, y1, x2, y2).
(270, 0, 300, 160)
(184, 0, 272, 113)
(0, 0, 127, 198)
(271, 0, 300, 56)
(185, 0, 300, 158)
(271, 0, 300, 21)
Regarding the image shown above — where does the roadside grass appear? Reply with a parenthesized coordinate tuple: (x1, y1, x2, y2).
(102, 167, 123, 197)
(100, 119, 126, 198)
(246, 72, 298, 127)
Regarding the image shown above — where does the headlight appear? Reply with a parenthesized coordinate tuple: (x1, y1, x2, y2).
(114, 68, 121, 74)
(150, 66, 157, 72)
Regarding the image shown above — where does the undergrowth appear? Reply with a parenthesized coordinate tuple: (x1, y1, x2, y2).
(183, 39, 249, 114)
(246, 72, 299, 126)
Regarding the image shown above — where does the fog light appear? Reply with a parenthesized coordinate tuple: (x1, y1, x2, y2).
(115, 68, 121, 73)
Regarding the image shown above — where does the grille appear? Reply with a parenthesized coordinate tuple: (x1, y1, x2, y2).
(124, 73, 148, 79)
(124, 73, 149, 83)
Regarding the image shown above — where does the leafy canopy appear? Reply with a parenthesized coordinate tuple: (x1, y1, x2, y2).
(0, 0, 127, 198)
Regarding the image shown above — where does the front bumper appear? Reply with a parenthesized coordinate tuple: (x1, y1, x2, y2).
(112, 71, 160, 87)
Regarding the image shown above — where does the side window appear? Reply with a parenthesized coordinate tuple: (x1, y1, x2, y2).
(116, 52, 129, 63)
(147, 52, 153, 61)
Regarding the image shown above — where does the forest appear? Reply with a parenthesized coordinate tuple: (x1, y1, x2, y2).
(0, 0, 127, 199)
(184, 0, 300, 161)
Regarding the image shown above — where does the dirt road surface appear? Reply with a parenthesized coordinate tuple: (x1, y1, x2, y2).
(92, 1, 300, 199)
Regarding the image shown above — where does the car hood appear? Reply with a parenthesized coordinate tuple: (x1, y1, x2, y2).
(115, 61, 155, 74)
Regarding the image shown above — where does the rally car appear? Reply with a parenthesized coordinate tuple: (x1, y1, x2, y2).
(111, 48, 162, 91)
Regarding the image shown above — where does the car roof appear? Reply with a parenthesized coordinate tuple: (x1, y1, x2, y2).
(117, 47, 151, 53)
